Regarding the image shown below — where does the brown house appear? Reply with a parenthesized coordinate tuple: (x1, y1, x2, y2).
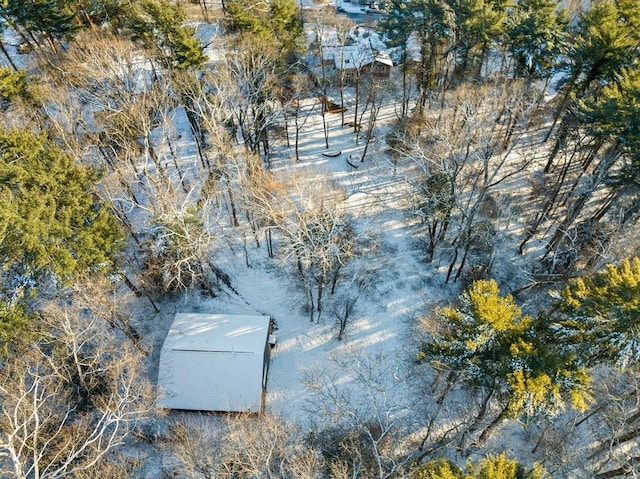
(332, 45, 392, 85)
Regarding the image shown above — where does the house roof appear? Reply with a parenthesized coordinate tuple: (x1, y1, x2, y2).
(156, 313, 271, 412)
(330, 44, 375, 71)
(374, 53, 394, 67)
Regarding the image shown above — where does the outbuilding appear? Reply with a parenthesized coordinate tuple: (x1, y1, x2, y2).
(156, 313, 274, 413)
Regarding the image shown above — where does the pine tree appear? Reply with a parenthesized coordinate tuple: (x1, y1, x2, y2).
(0, 129, 121, 281)
(0, 0, 78, 53)
(411, 453, 548, 479)
(505, 0, 568, 79)
(553, 257, 640, 368)
(411, 457, 465, 479)
(224, 0, 303, 56)
(577, 66, 640, 223)
(0, 301, 33, 357)
(379, 0, 451, 108)
(0, 129, 122, 349)
(567, 0, 640, 97)
(546, 0, 640, 140)
(420, 280, 591, 441)
(128, 0, 206, 70)
(448, 0, 506, 78)
(473, 453, 548, 479)
(0, 67, 29, 108)
(73, 0, 133, 30)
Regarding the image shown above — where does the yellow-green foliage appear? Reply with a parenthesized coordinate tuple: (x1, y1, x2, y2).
(507, 370, 560, 417)
(562, 258, 640, 315)
(473, 453, 548, 479)
(412, 454, 548, 479)
(411, 457, 467, 479)
(422, 279, 593, 425)
(507, 352, 592, 418)
(556, 257, 640, 367)
(473, 453, 518, 479)
(467, 280, 529, 333)
(0, 301, 36, 357)
(0, 68, 28, 106)
(568, 368, 593, 411)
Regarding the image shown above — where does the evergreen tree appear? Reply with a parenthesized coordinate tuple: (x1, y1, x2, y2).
(380, 0, 451, 109)
(505, 0, 568, 79)
(420, 280, 591, 440)
(224, 0, 303, 57)
(128, 0, 206, 70)
(0, 301, 32, 357)
(553, 257, 640, 368)
(74, 0, 132, 29)
(547, 0, 640, 140)
(577, 66, 640, 223)
(0, 129, 122, 349)
(0, 129, 121, 283)
(411, 453, 548, 479)
(411, 457, 465, 478)
(0, 67, 29, 109)
(448, 0, 506, 78)
(567, 0, 640, 97)
(0, 0, 78, 53)
(473, 453, 548, 479)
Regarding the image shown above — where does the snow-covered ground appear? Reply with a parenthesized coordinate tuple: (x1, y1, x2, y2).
(1, 6, 621, 475)
(128, 14, 543, 473)
(144, 91, 451, 424)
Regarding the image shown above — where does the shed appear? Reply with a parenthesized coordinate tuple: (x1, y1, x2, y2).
(156, 313, 273, 413)
(370, 53, 393, 77)
(335, 44, 375, 85)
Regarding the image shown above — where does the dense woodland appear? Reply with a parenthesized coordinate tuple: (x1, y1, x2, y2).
(0, 0, 640, 477)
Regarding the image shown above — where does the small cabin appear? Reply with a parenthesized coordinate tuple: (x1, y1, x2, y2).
(332, 46, 392, 85)
(369, 53, 393, 78)
(156, 313, 274, 413)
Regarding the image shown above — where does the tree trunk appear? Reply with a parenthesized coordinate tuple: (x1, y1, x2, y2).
(401, 42, 409, 118)
(594, 457, 640, 479)
(122, 272, 160, 313)
(476, 406, 508, 444)
(225, 177, 239, 227)
(321, 98, 329, 149)
(353, 77, 360, 135)
(544, 73, 577, 143)
(266, 228, 274, 258)
(199, 0, 210, 22)
(294, 113, 301, 162)
(316, 280, 324, 315)
(330, 265, 341, 295)
(0, 40, 17, 70)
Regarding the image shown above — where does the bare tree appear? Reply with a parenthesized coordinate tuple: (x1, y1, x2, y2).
(167, 414, 323, 478)
(141, 194, 229, 296)
(70, 274, 144, 348)
(398, 80, 540, 282)
(309, 6, 341, 149)
(213, 34, 284, 165)
(358, 78, 386, 162)
(0, 306, 153, 479)
(285, 74, 319, 162)
(240, 154, 287, 258)
(281, 176, 356, 321)
(304, 350, 416, 478)
(244, 169, 358, 320)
